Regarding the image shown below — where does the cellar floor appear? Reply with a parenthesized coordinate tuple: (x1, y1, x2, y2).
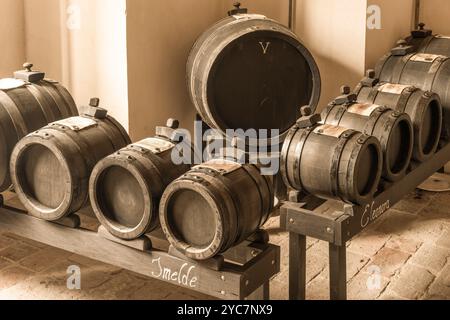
(0, 189, 449, 300)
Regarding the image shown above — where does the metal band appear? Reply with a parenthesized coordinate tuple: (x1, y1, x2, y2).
(292, 127, 315, 191)
(329, 130, 356, 201)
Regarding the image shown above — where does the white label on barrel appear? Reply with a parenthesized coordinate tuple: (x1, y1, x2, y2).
(0, 78, 26, 90)
(232, 14, 266, 20)
(347, 103, 381, 117)
(52, 116, 97, 131)
(436, 35, 450, 39)
(134, 137, 174, 154)
(378, 83, 410, 95)
(410, 53, 442, 63)
(195, 159, 242, 174)
(314, 124, 349, 139)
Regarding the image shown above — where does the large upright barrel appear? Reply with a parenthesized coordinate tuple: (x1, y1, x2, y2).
(322, 101, 413, 182)
(354, 79, 442, 162)
(90, 128, 192, 240)
(0, 64, 78, 192)
(10, 105, 130, 221)
(281, 124, 382, 204)
(160, 160, 274, 261)
(375, 52, 450, 138)
(187, 13, 321, 144)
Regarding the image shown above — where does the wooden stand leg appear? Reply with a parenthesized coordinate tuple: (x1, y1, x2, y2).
(245, 282, 270, 300)
(289, 232, 306, 300)
(329, 243, 347, 300)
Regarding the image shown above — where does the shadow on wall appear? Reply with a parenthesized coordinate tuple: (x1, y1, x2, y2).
(313, 53, 364, 112)
(126, 0, 236, 141)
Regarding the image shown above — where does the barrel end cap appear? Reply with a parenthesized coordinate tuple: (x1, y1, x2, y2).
(296, 106, 321, 129)
(411, 23, 432, 38)
(14, 62, 45, 83)
(228, 2, 248, 16)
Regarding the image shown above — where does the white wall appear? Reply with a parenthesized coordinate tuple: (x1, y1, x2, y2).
(0, 0, 26, 78)
(365, 0, 415, 70)
(420, 0, 450, 35)
(23, 0, 129, 130)
(295, 0, 368, 110)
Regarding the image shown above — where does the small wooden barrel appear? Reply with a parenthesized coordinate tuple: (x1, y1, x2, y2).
(0, 66, 78, 192)
(281, 124, 383, 204)
(355, 81, 442, 162)
(187, 13, 321, 144)
(407, 24, 450, 56)
(90, 136, 191, 240)
(10, 108, 130, 221)
(322, 102, 414, 182)
(375, 52, 450, 138)
(160, 159, 274, 261)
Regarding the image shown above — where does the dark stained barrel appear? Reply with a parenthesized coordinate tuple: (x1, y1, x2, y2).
(322, 101, 414, 182)
(406, 23, 450, 56)
(0, 65, 78, 192)
(90, 134, 192, 240)
(375, 52, 450, 139)
(10, 105, 131, 221)
(160, 159, 274, 261)
(355, 80, 442, 162)
(187, 13, 321, 144)
(281, 124, 382, 204)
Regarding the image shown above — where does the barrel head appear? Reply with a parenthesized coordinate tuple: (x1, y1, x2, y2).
(166, 189, 217, 248)
(96, 166, 146, 229)
(207, 30, 317, 134)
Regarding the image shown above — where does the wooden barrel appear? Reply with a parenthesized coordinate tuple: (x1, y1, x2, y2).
(355, 81, 442, 162)
(90, 136, 191, 240)
(281, 124, 382, 204)
(322, 102, 413, 182)
(375, 52, 450, 139)
(406, 23, 450, 56)
(160, 159, 274, 261)
(187, 13, 321, 144)
(0, 68, 78, 192)
(10, 107, 131, 221)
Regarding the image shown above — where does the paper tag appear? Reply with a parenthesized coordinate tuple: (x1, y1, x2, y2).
(196, 159, 242, 174)
(410, 53, 443, 63)
(51, 116, 97, 131)
(134, 137, 174, 154)
(347, 103, 381, 117)
(232, 14, 266, 20)
(314, 124, 349, 139)
(378, 83, 411, 95)
(0, 78, 26, 90)
(435, 34, 450, 39)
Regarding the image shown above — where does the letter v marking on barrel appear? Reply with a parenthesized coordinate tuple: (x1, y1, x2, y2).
(259, 42, 271, 54)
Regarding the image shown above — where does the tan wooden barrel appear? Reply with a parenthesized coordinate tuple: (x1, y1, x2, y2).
(281, 124, 383, 205)
(90, 136, 191, 240)
(187, 13, 321, 144)
(160, 159, 274, 261)
(355, 80, 442, 163)
(322, 102, 414, 182)
(10, 107, 130, 221)
(0, 66, 78, 192)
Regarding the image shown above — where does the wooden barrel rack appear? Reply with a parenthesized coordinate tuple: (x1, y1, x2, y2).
(281, 137, 450, 300)
(0, 194, 279, 300)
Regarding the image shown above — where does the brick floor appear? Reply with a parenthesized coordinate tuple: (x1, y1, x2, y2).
(0, 190, 448, 300)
